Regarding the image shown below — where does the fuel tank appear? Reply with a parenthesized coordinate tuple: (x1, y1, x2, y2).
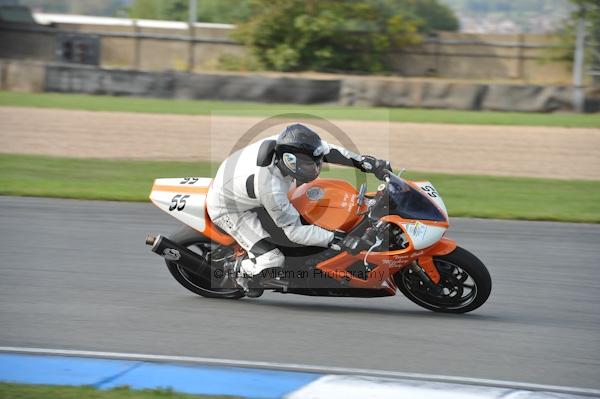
(289, 178, 365, 232)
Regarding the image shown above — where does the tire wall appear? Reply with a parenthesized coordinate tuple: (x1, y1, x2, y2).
(0, 59, 45, 92)
(3, 60, 598, 112)
(43, 63, 341, 104)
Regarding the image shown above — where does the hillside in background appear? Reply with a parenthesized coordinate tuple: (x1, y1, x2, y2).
(439, 0, 573, 33)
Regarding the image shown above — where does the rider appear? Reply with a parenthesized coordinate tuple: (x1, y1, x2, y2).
(206, 123, 390, 296)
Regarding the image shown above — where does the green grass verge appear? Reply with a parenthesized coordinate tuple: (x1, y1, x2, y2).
(1, 91, 598, 128)
(1, 154, 598, 223)
(0, 383, 236, 399)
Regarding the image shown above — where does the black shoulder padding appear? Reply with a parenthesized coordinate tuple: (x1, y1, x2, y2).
(256, 140, 276, 167)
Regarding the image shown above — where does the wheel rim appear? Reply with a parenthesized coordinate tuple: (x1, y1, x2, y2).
(175, 242, 240, 296)
(400, 259, 478, 310)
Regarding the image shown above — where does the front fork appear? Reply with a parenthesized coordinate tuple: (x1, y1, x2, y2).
(410, 237, 457, 292)
(409, 260, 442, 295)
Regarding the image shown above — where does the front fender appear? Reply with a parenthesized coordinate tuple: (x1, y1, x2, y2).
(425, 237, 457, 257)
(417, 237, 457, 284)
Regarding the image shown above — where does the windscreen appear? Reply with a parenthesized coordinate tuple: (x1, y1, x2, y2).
(382, 175, 446, 222)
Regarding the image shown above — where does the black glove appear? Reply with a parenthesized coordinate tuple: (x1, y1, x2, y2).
(330, 228, 378, 256)
(360, 156, 392, 180)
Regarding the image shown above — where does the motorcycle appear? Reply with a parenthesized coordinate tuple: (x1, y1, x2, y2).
(146, 170, 491, 313)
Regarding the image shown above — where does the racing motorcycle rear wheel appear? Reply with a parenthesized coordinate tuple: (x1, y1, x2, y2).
(165, 226, 245, 299)
(395, 246, 491, 313)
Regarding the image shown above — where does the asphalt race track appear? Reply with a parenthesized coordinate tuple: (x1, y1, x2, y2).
(0, 196, 599, 389)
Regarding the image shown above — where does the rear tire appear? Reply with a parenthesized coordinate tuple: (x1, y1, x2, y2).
(165, 226, 244, 299)
(395, 246, 491, 313)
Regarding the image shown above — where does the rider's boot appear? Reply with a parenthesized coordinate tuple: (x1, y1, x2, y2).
(235, 248, 286, 298)
(237, 262, 286, 298)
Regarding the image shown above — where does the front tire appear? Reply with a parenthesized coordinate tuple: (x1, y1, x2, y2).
(395, 246, 491, 313)
(165, 226, 244, 299)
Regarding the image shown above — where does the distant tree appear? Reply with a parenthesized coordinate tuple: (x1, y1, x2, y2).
(374, 0, 459, 32)
(412, 0, 459, 31)
(234, 0, 424, 72)
(196, 0, 252, 23)
(123, 0, 458, 73)
(126, 0, 456, 28)
(126, 0, 164, 19)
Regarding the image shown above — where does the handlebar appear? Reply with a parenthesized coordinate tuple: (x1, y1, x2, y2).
(382, 169, 393, 183)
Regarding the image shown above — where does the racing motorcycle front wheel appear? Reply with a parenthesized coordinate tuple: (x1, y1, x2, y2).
(395, 246, 491, 313)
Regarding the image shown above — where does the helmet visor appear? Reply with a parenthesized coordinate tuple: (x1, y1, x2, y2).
(283, 152, 322, 182)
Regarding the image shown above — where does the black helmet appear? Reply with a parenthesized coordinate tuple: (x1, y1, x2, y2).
(275, 124, 325, 183)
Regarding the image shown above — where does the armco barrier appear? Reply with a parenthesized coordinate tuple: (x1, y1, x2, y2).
(1, 348, 599, 399)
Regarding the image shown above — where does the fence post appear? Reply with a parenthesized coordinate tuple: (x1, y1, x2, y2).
(572, 5, 586, 113)
(133, 19, 141, 70)
(187, 0, 197, 72)
(517, 33, 525, 81)
(433, 33, 440, 77)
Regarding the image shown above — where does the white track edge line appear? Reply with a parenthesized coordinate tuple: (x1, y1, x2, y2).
(1, 346, 598, 397)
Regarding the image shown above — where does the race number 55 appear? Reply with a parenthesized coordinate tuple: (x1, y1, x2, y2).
(169, 194, 190, 211)
(421, 185, 438, 198)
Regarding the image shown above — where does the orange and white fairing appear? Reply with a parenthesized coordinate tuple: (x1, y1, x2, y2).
(149, 177, 234, 246)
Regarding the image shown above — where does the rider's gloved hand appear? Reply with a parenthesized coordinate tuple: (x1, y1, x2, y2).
(330, 228, 378, 256)
(360, 156, 392, 180)
(329, 230, 347, 252)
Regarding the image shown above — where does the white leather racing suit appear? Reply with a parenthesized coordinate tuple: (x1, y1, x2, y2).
(206, 136, 365, 276)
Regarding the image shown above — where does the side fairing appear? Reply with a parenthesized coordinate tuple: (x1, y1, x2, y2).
(402, 222, 447, 250)
(149, 177, 212, 232)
